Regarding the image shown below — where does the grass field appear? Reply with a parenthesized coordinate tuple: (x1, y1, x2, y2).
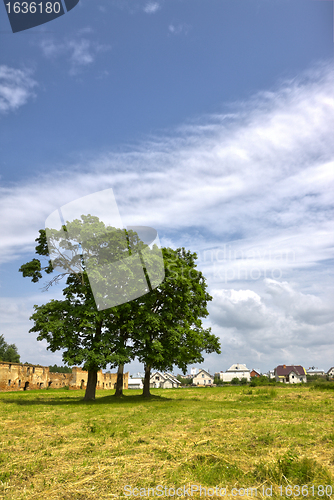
(0, 385, 333, 500)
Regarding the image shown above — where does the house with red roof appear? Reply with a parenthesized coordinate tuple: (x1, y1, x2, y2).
(274, 365, 307, 384)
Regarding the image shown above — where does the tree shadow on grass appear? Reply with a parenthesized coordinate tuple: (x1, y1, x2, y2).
(0, 390, 172, 407)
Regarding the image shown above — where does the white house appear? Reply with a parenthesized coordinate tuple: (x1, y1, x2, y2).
(192, 369, 214, 386)
(218, 363, 251, 382)
(128, 377, 143, 390)
(306, 369, 325, 377)
(327, 367, 334, 378)
(275, 365, 307, 384)
(150, 372, 180, 389)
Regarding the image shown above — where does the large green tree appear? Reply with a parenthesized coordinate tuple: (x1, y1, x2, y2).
(20, 216, 152, 400)
(0, 334, 20, 363)
(21, 217, 220, 401)
(132, 247, 221, 397)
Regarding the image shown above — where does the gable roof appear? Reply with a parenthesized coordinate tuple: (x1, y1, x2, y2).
(150, 371, 180, 385)
(194, 369, 213, 378)
(275, 365, 306, 377)
(327, 367, 334, 374)
(226, 363, 250, 372)
(165, 372, 180, 384)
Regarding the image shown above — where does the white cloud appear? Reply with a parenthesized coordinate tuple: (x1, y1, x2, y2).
(39, 35, 110, 75)
(264, 278, 334, 326)
(144, 2, 160, 14)
(0, 293, 64, 365)
(207, 279, 334, 371)
(0, 66, 37, 114)
(209, 288, 269, 330)
(168, 23, 190, 35)
(68, 39, 94, 67)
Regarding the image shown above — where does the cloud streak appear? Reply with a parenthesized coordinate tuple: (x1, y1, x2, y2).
(144, 2, 160, 14)
(0, 66, 37, 114)
(39, 35, 110, 75)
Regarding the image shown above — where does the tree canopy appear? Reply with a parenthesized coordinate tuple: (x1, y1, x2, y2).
(132, 247, 221, 396)
(23, 216, 154, 400)
(0, 334, 20, 363)
(20, 215, 220, 400)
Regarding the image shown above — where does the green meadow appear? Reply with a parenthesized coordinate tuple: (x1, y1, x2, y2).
(0, 385, 334, 500)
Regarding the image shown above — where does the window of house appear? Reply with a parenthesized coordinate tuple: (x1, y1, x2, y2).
(8, 380, 11, 386)
(202, 374, 204, 378)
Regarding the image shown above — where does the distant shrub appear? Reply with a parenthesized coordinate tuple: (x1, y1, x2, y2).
(250, 376, 276, 387)
(310, 381, 334, 391)
(49, 364, 72, 373)
(176, 375, 193, 385)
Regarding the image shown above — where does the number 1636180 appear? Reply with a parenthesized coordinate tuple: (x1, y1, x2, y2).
(5, 2, 61, 14)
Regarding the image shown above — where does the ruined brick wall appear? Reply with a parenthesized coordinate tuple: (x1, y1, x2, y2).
(0, 362, 49, 391)
(0, 362, 129, 392)
(48, 371, 72, 389)
(70, 367, 128, 390)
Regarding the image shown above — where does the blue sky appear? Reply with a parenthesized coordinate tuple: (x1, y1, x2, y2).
(0, 0, 333, 375)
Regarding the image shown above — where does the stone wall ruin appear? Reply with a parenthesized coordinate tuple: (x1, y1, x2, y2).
(0, 362, 128, 392)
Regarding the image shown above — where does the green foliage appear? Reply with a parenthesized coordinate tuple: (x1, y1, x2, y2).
(0, 334, 20, 363)
(48, 364, 72, 373)
(132, 247, 221, 395)
(21, 220, 148, 372)
(310, 380, 334, 391)
(21, 218, 220, 399)
(307, 374, 327, 382)
(250, 375, 276, 387)
(176, 375, 193, 385)
(230, 377, 240, 385)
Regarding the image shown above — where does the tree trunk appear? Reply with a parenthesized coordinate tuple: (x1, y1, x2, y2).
(142, 364, 151, 398)
(114, 364, 124, 397)
(84, 370, 98, 401)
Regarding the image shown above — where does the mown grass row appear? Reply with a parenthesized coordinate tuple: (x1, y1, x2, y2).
(0, 385, 333, 499)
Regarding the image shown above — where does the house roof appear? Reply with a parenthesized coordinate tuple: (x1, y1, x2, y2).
(275, 365, 306, 376)
(193, 369, 213, 378)
(128, 378, 143, 384)
(226, 363, 250, 372)
(165, 372, 180, 384)
(327, 367, 334, 374)
(150, 371, 180, 385)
